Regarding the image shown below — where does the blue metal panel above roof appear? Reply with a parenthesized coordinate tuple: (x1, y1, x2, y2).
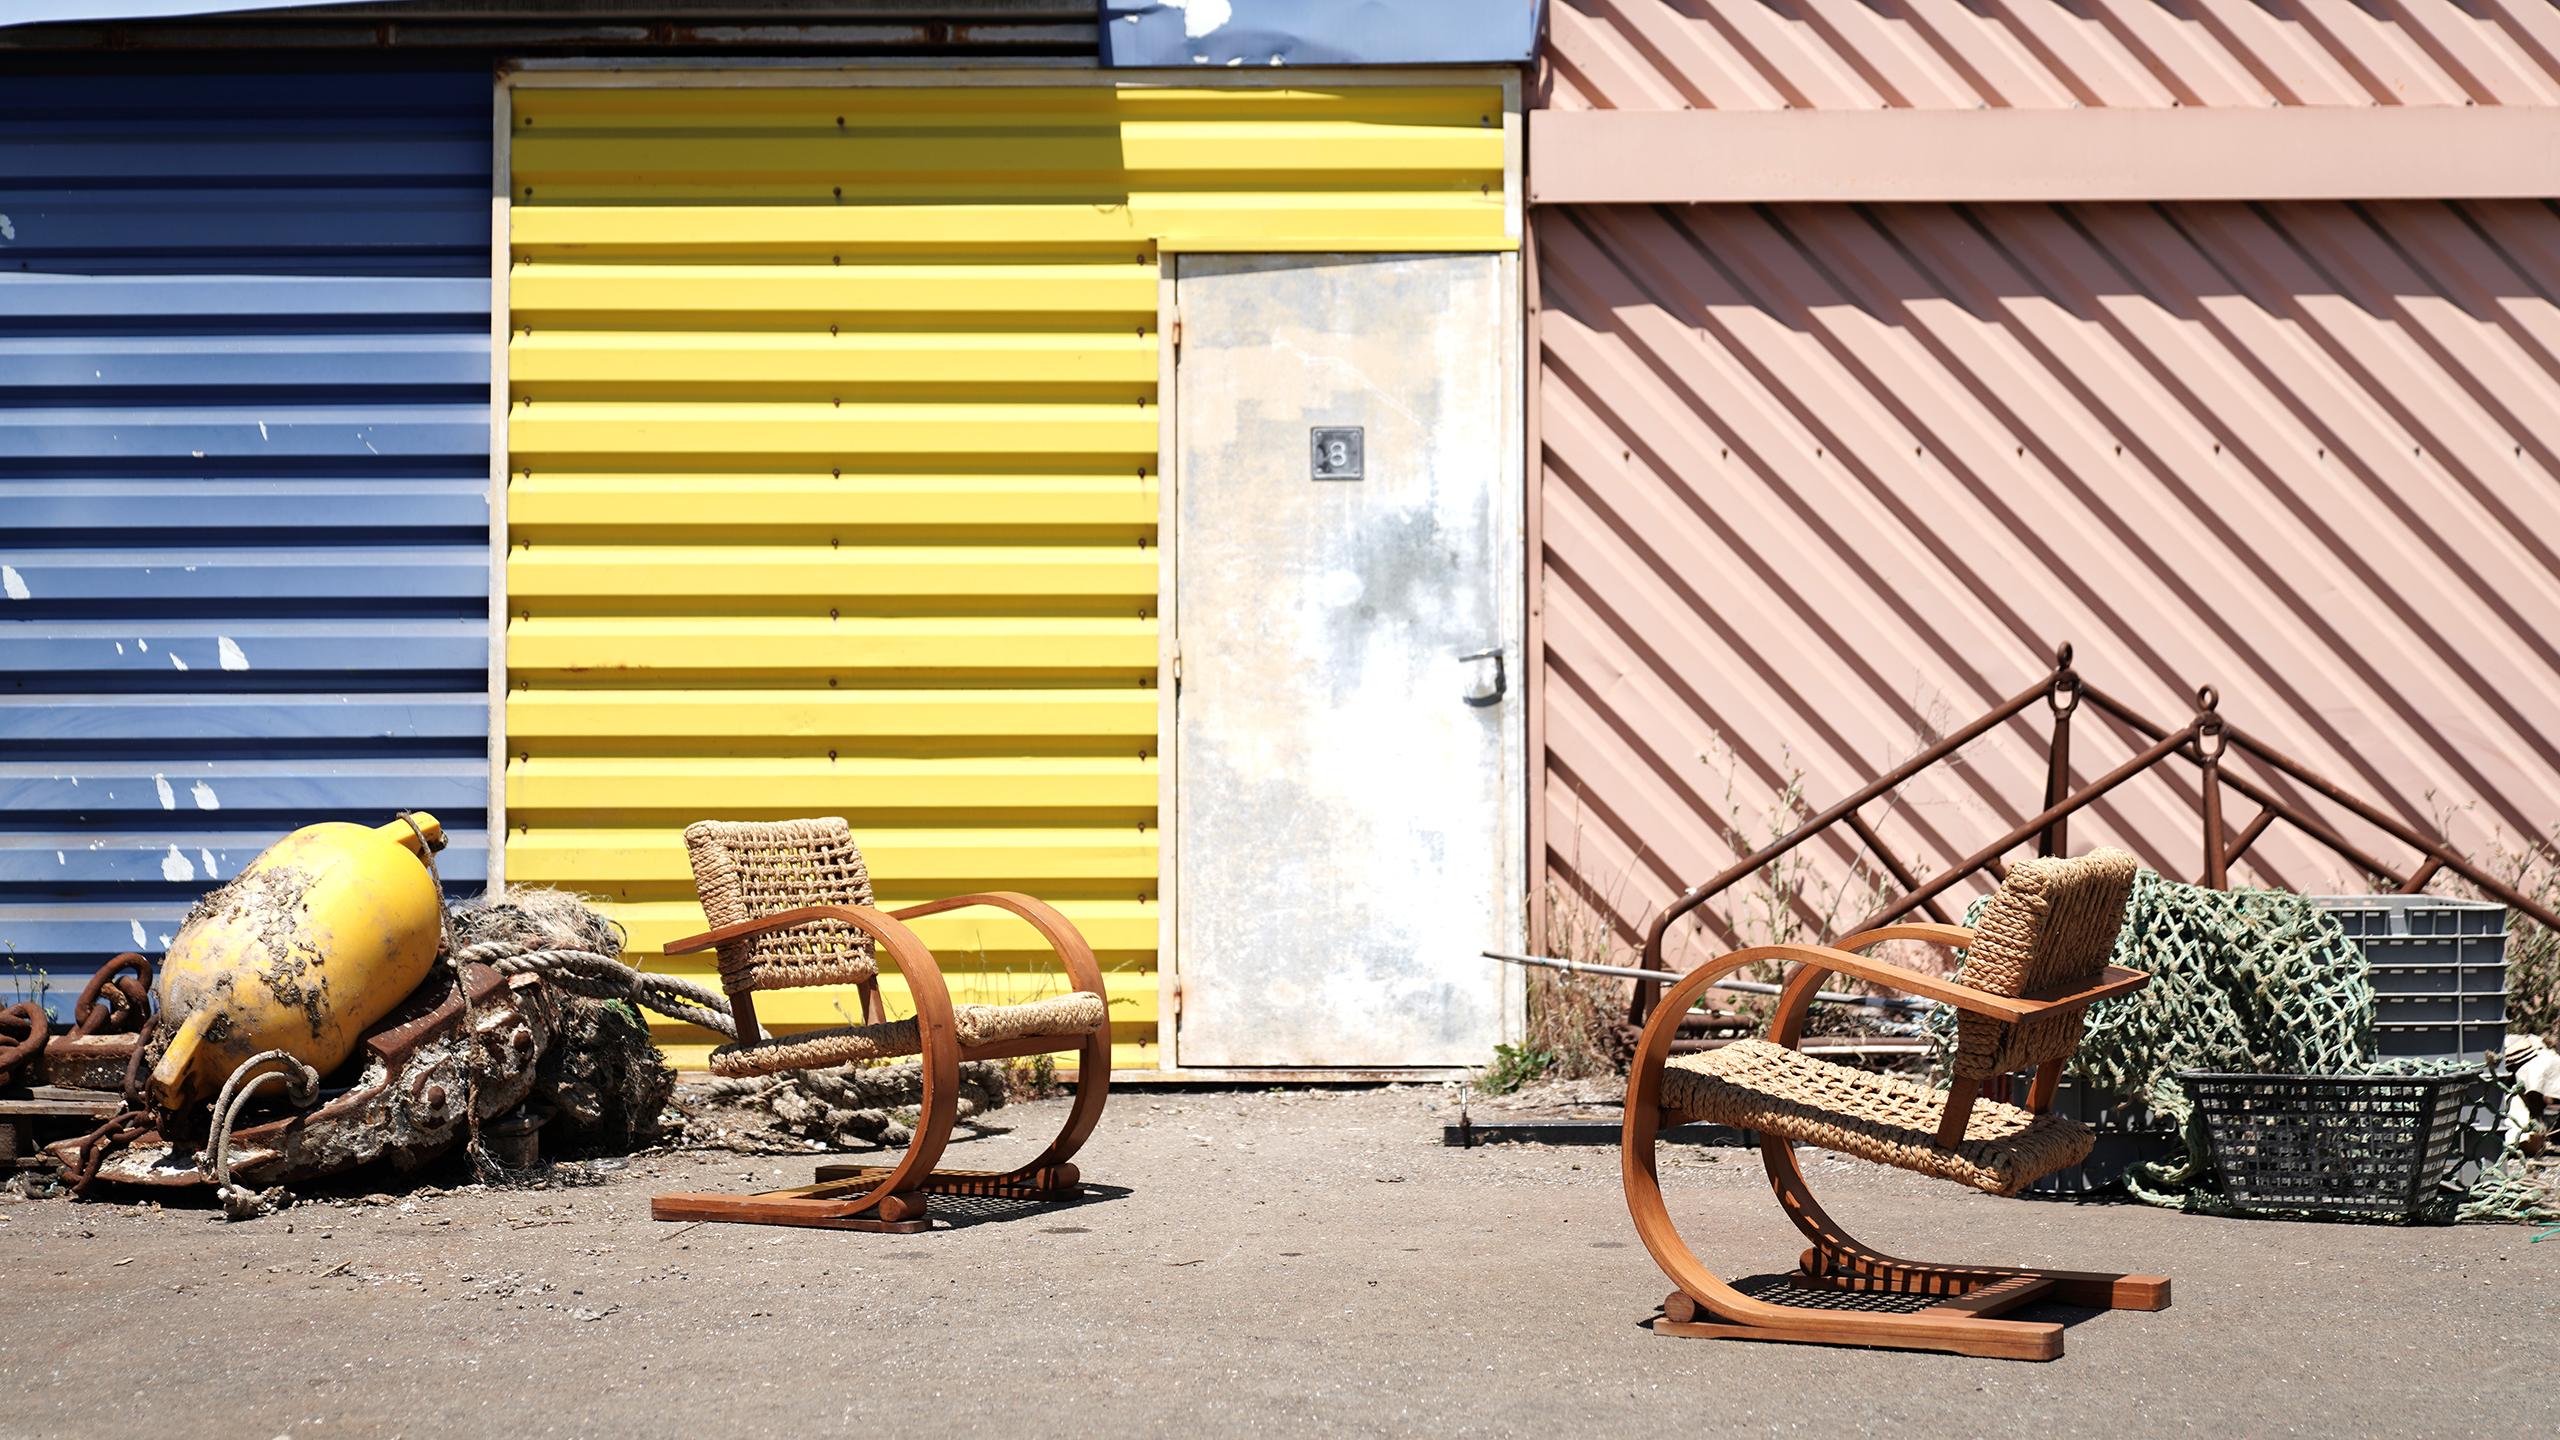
(10, 3, 1540, 63)
(1102, 0, 1542, 65)
(0, 67, 492, 1019)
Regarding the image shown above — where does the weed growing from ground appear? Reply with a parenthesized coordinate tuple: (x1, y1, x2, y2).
(1476, 1042, 1559, 1096)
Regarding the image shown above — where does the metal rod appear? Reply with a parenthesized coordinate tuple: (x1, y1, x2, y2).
(2079, 685, 2410, 885)
(2221, 721, 2560, 934)
(1632, 664, 2067, 1022)
(1485, 950, 1937, 1013)
(2201, 757, 2228, 889)
(2079, 685, 2560, 922)
(2080, 684, 2560, 937)
(1846, 720, 2202, 934)
(2198, 691, 2229, 890)
(2042, 645, 2077, 858)
(2218, 809, 2277, 873)
(1843, 810, 1950, 926)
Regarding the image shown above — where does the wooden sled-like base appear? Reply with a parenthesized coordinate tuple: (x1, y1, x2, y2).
(1651, 1262, 2170, 1362)
(650, 1162, 1086, 1231)
(810, 1160, 1082, 1203)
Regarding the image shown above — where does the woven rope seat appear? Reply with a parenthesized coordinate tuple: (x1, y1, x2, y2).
(709, 991, 1108, 1079)
(1663, 1039, 2095, 1197)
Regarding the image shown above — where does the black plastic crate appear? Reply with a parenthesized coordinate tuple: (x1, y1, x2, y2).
(2178, 1070, 2488, 1218)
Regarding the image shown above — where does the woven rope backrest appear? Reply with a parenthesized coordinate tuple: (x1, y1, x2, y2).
(683, 818, 877, 994)
(1952, 848, 2139, 1080)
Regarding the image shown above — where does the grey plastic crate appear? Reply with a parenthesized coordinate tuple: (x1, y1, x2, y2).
(2317, 895, 2506, 958)
(2313, 896, 2510, 1059)
(2376, 993, 2465, 1024)
(2372, 1021, 2507, 1061)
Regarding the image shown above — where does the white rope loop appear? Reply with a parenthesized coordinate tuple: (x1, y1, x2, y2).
(205, 1048, 319, 1221)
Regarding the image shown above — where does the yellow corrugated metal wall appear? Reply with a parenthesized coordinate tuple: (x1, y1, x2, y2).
(504, 80, 1512, 1070)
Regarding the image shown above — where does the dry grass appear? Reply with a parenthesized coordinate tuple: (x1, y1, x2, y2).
(2414, 797, 2560, 1048)
(1509, 731, 1946, 1093)
(1523, 875, 1638, 1080)
(2481, 829, 2560, 1046)
(1003, 1052, 1065, 1103)
(1687, 739, 1924, 1037)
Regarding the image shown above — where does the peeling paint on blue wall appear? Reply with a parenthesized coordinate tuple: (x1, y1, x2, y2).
(1101, 0, 1542, 66)
(0, 68, 492, 1017)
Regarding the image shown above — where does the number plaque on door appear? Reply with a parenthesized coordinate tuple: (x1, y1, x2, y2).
(1310, 426, 1364, 481)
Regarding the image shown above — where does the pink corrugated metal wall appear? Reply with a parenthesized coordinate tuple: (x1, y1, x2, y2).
(1542, 0, 2560, 112)
(1539, 197, 2560, 957)
(1533, 3, 2560, 960)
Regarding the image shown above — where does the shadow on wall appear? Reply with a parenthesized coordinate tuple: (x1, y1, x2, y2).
(1534, 198, 2560, 960)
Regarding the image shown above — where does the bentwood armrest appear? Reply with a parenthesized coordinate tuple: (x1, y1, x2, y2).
(889, 892, 1109, 1000)
(1823, 924, 2151, 1016)
(1763, 945, 2149, 1023)
(1833, 921, 1978, 954)
(665, 904, 918, 957)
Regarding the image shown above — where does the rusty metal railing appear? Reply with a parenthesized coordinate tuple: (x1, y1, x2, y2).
(1629, 644, 2560, 1027)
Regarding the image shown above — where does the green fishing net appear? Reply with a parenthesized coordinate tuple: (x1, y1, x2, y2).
(1928, 871, 2553, 1223)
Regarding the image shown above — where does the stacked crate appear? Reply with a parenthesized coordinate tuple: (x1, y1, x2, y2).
(2315, 897, 2510, 1060)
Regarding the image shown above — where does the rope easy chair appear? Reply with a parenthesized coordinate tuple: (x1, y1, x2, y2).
(1622, 848, 2171, 1360)
(649, 818, 1113, 1232)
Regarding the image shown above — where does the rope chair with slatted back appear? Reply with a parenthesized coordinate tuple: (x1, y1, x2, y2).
(648, 818, 1113, 1232)
(1622, 848, 2172, 1360)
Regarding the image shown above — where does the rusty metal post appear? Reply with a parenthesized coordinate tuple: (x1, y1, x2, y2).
(2215, 809, 2277, 879)
(2195, 687, 2229, 889)
(2397, 857, 2444, 894)
(2041, 643, 2080, 858)
(1629, 660, 2074, 1026)
(1849, 718, 2203, 933)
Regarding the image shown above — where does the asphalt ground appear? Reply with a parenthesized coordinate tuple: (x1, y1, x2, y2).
(5, 1084, 2551, 1438)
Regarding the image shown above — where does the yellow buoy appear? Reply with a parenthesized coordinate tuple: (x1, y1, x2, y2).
(149, 813, 448, 1112)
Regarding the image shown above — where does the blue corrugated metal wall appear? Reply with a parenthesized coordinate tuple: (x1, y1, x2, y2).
(0, 68, 493, 1019)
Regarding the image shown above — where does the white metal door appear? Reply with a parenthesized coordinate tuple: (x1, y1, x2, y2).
(1172, 252, 1521, 1068)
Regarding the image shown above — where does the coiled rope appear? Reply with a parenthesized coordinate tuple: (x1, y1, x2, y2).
(395, 811, 491, 1179)
(205, 1048, 318, 1221)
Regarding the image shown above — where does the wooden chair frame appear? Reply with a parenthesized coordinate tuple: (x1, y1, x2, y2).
(1623, 924, 2169, 1361)
(650, 891, 1111, 1232)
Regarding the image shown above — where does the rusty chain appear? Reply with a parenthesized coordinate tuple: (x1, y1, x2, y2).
(0, 1001, 48, 1085)
(59, 1110, 151, 1194)
(67, 953, 153, 1040)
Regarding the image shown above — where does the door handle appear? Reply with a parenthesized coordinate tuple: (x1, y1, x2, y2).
(1460, 647, 1506, 708)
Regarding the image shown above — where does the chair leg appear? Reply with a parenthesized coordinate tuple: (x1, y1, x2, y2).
(651, 947, 964, 1231)
(811, 1027, 1113, 1202)
(1765, 1137, 2170, 1311)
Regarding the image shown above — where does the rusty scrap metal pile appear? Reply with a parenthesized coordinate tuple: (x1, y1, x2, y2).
(2, 813, 680, 1215)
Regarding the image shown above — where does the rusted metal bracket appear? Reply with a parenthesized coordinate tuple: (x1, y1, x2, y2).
(1630, 645, 2560, 1027)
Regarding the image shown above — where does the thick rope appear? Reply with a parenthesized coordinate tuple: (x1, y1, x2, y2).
(396, 811, 494, 1180)
(455, 942, 742, 1041)
(205, 1048, 318, 1221)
